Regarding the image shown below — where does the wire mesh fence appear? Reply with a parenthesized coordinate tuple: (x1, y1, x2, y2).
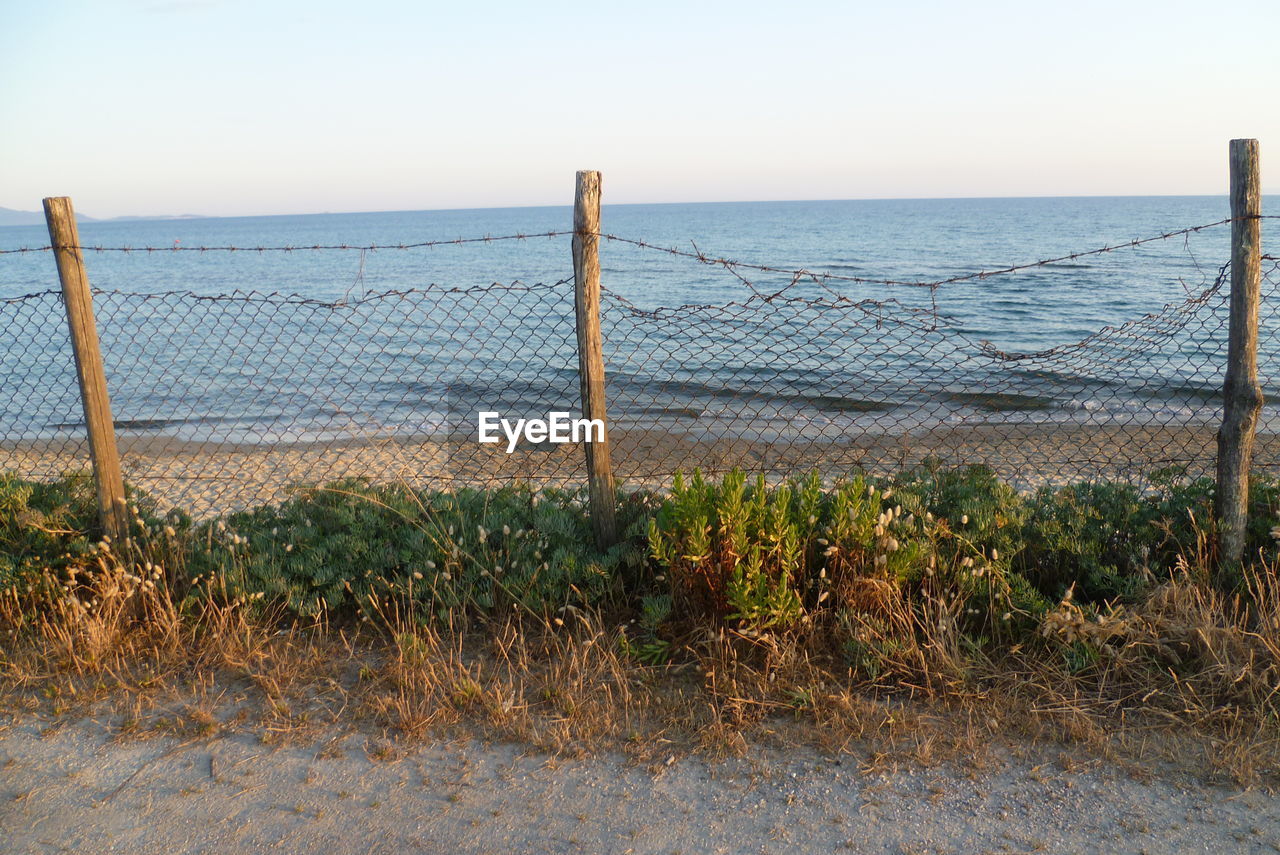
(0, 223, 1275, 517)
(598, 267, 1232, 489)
(1, 281, 589, 515)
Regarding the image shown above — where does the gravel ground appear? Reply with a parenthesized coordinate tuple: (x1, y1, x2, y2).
(2, 714, 1277, 855)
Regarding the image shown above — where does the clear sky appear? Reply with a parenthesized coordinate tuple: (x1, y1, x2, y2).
(2, 0, 1277, 218)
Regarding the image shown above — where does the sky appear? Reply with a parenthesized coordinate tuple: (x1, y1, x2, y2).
(2, 0, 1278, 218)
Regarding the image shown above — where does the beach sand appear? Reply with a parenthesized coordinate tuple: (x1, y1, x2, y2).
(5, 422, 1270, 518)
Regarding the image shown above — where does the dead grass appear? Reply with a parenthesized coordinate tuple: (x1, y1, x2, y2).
(2, 553, 1279, 785)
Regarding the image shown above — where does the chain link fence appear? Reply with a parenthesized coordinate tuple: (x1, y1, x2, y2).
(1, 230, 1276, 517)
(600, 265, 1232, 489)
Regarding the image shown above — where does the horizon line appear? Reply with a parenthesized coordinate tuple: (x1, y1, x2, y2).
(1, 191, 1266, 225)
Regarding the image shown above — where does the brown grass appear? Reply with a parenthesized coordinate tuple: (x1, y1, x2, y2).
(2, 551, 1279, 785)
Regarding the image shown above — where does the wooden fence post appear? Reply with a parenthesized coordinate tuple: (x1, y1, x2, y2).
(1216, 139, 1263, 569)
(572, 171, 618, 548)
(43, 196, 130, 542)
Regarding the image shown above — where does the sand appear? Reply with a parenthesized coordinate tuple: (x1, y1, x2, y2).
(4, 422, 1268, 517)
(2, 714, 1277, 855)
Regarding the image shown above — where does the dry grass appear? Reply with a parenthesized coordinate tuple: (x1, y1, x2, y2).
(2, 549, 1279, 785)
(985, 563, 1280, 782)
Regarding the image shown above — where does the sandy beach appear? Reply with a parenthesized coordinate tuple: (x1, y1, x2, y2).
(3, 422, 1268, 517)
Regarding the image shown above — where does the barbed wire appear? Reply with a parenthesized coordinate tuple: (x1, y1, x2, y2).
(1, 213, 1247, 334)
(4, 216, 1266, 299)
(600, 218, 1251, 290)
(0, 230, 572, 255)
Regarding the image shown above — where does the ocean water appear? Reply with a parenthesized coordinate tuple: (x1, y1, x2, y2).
(0, 197, 1272, 445)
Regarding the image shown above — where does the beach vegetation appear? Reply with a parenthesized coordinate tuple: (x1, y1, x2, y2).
(648, 468, 1043, 642)
(183, 479, 654, 620)
(3, 466, 1280, 783)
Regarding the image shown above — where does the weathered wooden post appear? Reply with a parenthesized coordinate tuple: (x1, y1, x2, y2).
(1216, 139, 1263, 569)
(572, 171, 618, 548)
(43, 196, 130, 542)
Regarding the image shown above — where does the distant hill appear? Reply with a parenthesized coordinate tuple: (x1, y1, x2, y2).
(0, 207, 206, 227)
(106, 214, 206, 222)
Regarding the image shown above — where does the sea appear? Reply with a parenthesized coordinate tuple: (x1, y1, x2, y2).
(0, 196, 1273, 446)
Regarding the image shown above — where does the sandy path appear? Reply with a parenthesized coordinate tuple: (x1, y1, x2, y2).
(2, 715, 1277, 855)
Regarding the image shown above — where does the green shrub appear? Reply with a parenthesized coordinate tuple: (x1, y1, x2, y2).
(9, 463, 1278, 645)
(1019, 482, 1155, 602)
(649, 469, 1048, 638)
(649, 470, 819, 627)
(186, 479, 652, 620)
(896, 464, 1027, 566)
(1015, 470, 1280, 602)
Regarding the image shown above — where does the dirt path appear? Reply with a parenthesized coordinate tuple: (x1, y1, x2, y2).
(1, 715, 1277, 855)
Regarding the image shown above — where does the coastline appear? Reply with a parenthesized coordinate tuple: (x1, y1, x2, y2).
(4, 423, 1263, 518)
